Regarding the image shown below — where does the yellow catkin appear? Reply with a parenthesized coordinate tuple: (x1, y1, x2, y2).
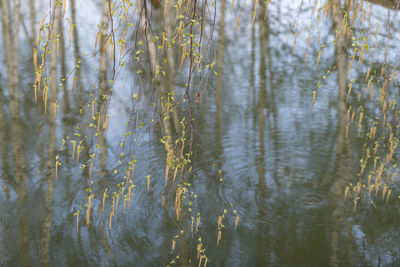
(109, 43, 114, 61)
(109, 212, 113, 231)
(173, 166, 179, 182)
(315, 50, 322, 70)
(89, 162, 93, 178)
(33, 48, 37, 71)
(358, 112, 363, 136)
(368, 175, 372, 189)
(72, 141, 76, 160)
(346, 83, 352, 102)
(375, 177, 380, 194)
(348, 58, 354, 74)
(34, 83, 37, 104)
(37, 18, 43, 45)
(86, 195, 92, 225)
(76, 212, 79, 232)
(161, 34, 165, 51)
(165, 163, 169, 186)
(94, 32, 99, 52)
(235, 215, 239, 229)
(391, 70, 396, 87)
(292, 32, 298, 53)
(382, 185, 387, 200)
(366, 68, 370, 82)
(197, 244, 201, 259)
(102, 191, 106, 213)
(76, 145, 81, 163)
(356, 182, 361, 196)
(369, 83, 374, 99)
(358, 45, 365, 62)
(128, 185, 132, 208)
(235, 17, 240, 32)
(196, 216, 200, 232)
(386, 189, 391, 203)
(217, 230, 222, 245)
(373, 41, 378, 56)
(175, 190, 182, 220)
(171, 239, 176, 253)
(63, 0, 66, 17)
(55, 160, 58, 180)
(119, 42, 125, 63)
(115, 195, 119, 216)
(311, 91, 316, 110)
(123, 197, 127, 213)
(180, 46, 186, 71)
(71, 76, 76, 94)
(68, 25, 72, 47)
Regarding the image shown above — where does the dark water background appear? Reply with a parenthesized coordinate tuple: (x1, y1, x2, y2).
(1, 0, 400, 266)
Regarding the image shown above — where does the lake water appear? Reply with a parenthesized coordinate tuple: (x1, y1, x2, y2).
(1, 0, 400, 266)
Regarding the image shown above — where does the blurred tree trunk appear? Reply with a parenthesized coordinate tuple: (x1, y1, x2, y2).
(164, 1, 180, 132)
(333, 0, 350, 159)
(49, 1, 61, 117)
(330, 0, 354, 266)
(216, 0, 226, 132)
(70, 0, 84, 106)
(1, 1, 31, 266)
(42, 2, 62, 266)
(30, 0, 36, 48)
(1, 0, 20, 118)
(98, 0, 110, 178)
(0, 0, 27, 200)
(255, 2, 269, 264)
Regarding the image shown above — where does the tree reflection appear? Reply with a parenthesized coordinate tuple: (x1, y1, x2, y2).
(330, 0, 355, 265)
